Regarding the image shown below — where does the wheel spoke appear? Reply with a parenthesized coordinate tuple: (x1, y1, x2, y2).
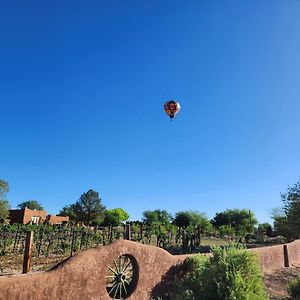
(122, 281, 128, 294)
(108, 266, 118, 275)
(113, 282, 120, 298)
(106, 255, 137, 299)
(120, 256, 127, 272)
(118, 257, 122, 274)
(108, 282, 118, 296)
(113, 259, 119, 273)
(123, 268, 133, 275)
(119, 282, 123, 299)
(122, 261, 131, 273)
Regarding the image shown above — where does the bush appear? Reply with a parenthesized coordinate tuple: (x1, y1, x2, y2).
(168, 244, 267, 300)
(288, 276, 300, 299)
(166, 255, 208, 300)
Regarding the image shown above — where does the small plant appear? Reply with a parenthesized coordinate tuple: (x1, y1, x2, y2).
(288, 276, 300, 299)
(167, 244, 267, 300)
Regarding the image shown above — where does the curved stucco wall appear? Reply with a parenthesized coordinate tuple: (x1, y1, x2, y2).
(0, 240, 186, 300)
(1, 239, 300, 299)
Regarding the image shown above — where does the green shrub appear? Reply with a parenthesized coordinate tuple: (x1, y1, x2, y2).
(288, 276, 300, 299)
(168, 244, 267, 300)
(167, 255, 208, 300)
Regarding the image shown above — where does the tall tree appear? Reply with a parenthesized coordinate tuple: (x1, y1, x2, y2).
(142, 209, 173, 225)
(102, 208, 129, 226)
(271, 207, 291, 238)
(0, 180, 10, 223)
(174, 210, 212, 232)
(72, 189, 106, 225)
(18, 200, 44, 210)
(0, 180, 9, 198)
(273, 181, 300, 240)
(58, 205, 77, 220)
(0, 200, 10, 223)
(212, 209, 258, 236)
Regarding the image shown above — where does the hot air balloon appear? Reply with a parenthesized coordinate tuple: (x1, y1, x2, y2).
(164, 100, 180, 120)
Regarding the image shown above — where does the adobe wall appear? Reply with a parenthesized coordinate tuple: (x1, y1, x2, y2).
(0, 240, 186, 300)
(286, 239, 300, 267)
(10, 208, 48, 224)
(23, 208, 47, 224)
(1, 240, 300, 299)
(249, 244, 285, 272)
(46, 215, 69, 224)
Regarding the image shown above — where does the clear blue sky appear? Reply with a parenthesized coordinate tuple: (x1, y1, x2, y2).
(1, 1, 299, 224)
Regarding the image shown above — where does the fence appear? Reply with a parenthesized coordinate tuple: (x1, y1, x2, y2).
(0, 223, 204, 259)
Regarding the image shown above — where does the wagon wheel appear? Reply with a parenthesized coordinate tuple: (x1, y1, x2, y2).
(106, 254, 138, 299)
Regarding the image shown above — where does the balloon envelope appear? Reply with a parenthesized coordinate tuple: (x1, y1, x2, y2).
(164, 100, 180, 119)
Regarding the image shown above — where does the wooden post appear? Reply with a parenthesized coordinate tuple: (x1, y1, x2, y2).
(13, 224, 20, 253)
(195, 225, 201, 247)
(125, 224, 131, 240)
(70, 228, 76, 257)
(284, 244, 289, 267)
(22, 231, 34, 274)
(140, 223, 143, 241)
(109, 225, 113, 243)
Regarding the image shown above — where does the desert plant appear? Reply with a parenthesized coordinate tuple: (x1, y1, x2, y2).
(162, 254, 207, 300)
(288, 276, 300, 299)
(167, 244, 267, 300)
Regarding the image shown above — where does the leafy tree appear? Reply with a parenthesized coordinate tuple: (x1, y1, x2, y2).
(272, 208, 293, 239)
(0, 180, 10, 223)
(174, 211, 191, 228)
(68, 189, 106, 225)
(0, 180, 9, 197)
(17, 200, 44, 210)
(212, 209, 258, 236)
(0, 200, 10, 223)
(257, 222, 273, 237)
(142, 209, 173, 225)
(102, 208, 129, 226)
(142, 210, 174, 247)
(174, 210, 212, 232)
(272, 181, 300, 240)
(58, 205, 77, 220)
(218, 225, 235, 238)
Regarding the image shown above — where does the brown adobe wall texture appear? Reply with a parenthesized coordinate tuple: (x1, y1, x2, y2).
(46, 215, 69, 224)
(23, 208, 47, 224)
(246, 240, 300, 272)
(10, 208, 47, 224)
(286, 240, 300, 267)
(249, 244, 285, 273)
(0, 240, 186, 300)
(1, 240, 300, 299)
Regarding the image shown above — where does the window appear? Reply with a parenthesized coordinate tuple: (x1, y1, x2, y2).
(31, 216, 40, 224)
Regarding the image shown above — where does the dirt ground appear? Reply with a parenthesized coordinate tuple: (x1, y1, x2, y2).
(1, 255, 300, 299)
(0, 254, 69, 275)
(263, 266, 300, 300)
